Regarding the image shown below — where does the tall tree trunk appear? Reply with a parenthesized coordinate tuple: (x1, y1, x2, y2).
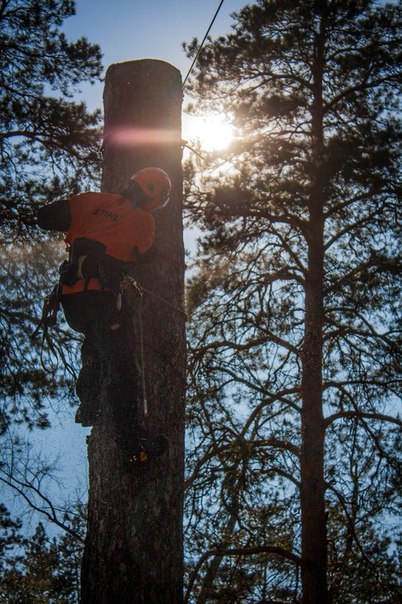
(300, 204, 327, 604)
(81, 60, 185, 604)
(300, 6, 329, 602)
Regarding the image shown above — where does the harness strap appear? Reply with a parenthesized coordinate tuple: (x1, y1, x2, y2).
(60, 238, 128, 293)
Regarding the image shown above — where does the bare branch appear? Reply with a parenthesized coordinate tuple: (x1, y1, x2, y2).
(0, 467, 85, 543)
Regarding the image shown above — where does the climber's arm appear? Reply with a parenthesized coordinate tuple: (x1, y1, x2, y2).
(37, 199, 71, 232)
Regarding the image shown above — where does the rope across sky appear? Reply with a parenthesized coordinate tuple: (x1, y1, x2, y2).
(182, 0, 225, 89)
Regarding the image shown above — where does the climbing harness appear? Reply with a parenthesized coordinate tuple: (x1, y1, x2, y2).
(60, 237, 127, 293)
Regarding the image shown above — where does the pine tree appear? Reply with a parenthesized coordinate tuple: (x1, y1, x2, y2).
(0, 0, 102, 431)
(0, 0, 102, 586)
(0, 0, 102, 243)
(183, 1, 401, 602)
(0, 505, 85, 603)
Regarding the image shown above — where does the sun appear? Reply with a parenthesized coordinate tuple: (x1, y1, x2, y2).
(183, 113, 234, 152)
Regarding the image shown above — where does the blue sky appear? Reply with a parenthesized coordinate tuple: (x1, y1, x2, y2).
(63, 0, 247, 112)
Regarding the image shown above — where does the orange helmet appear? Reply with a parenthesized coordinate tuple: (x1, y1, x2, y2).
(130, 167, 171, 210)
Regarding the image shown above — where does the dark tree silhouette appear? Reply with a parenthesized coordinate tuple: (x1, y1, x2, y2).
(183, 1, 401, 602)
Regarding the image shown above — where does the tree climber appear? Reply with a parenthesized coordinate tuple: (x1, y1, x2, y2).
(37, 167, 171, 469)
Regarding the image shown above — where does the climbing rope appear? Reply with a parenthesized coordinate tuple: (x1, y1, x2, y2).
(120, 276, 186, 418)
(120, 277, 184, 414)
(140, 283, 187, 318)
(182, 0, 225, 89)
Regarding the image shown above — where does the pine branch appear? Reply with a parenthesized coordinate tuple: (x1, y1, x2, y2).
(185, 544, 302, 604)
(185, 434, 300, 491)
(325, 409, 402, 429)
(191, 331, 299, 360)
(325, 75, 401, 113)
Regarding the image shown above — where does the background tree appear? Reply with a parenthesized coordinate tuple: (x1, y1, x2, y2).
(0, 241, 78, 433)
(0, 0, 102, 430)
(0, 0, 102, 591)
(1, 0, 102, 241)
(0, 502, 86, 603)
(183, 0, 401, 602)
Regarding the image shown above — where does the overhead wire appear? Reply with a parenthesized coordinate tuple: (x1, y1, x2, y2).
(182, 0, 225, 89)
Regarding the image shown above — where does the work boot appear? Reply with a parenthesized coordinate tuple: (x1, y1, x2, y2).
(122, 434, 169, 472)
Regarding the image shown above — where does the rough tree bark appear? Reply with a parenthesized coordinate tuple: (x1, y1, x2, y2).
(81, 60, 185, 604)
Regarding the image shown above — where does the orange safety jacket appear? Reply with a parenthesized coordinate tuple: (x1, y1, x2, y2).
(62, 192, 155, 294)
